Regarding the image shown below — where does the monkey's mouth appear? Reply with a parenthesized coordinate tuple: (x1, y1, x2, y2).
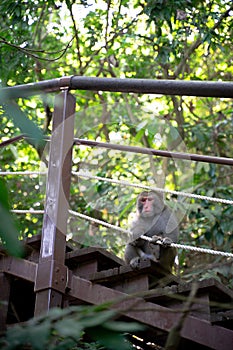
(142, 210, 153, 217)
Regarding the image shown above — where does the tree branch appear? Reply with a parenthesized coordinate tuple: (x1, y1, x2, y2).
(66, 0, 83, 73)
(174, 3, 233, 78)
(0, 36, 74, 62)
(164, 282, 198, 350)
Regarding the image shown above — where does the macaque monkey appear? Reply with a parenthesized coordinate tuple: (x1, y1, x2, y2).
(125, 191, 179, 272)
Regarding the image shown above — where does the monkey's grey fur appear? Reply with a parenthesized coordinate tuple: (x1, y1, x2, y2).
(124, 191, 179, 272)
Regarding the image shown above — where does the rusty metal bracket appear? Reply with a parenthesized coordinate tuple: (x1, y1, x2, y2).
(34, 260, 68, 294)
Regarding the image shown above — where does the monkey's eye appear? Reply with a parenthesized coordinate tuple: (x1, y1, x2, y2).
(140, 197, 153, 202)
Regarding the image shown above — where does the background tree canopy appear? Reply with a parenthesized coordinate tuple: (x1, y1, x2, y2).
(0, 0, 233, 287)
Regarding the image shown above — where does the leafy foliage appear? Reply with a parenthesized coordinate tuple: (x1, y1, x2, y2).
(0, 178, 23, 256)
(0, 304, 143, 349)
(0, 2, 232, 349)
(0, 0, 232, 285)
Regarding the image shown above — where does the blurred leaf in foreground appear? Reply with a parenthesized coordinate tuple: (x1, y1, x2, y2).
(0, 178, 23, 256)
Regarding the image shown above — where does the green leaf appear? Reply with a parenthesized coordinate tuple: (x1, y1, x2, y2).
(103, 320, 144, 332)
(2, 100, 44, 150)
(0, 179, 23, 256)
(6, 321, 50, 350)
(0, 178, 10, 210)
(82, 310, 117, 328)
(118, 197, 135, 219)
(88, 327, 133, 350)
(55, 318, 83, 339)
(134, 128, 145, 142)
(215, 232, 224, 246)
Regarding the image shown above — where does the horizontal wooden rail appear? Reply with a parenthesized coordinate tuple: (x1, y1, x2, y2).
(1, 76, 233, 98)
(74, 138, 233, 166)
(1, 134, 233, 166)
(70, 76, 233, 98)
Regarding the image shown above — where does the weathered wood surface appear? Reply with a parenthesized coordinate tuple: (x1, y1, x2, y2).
(0, 234, 233, 349)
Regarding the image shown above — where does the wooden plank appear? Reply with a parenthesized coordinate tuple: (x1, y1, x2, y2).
(66, 247, 124, 270)
(211, 309, 233, 323)
(178, 278, 233, 300)
(0, 256, 36, 282)
(86, 260, 179, 286)
(67, 274, 233, 350)
(25, 234, 41, 250)
(70, 259, 98, 276)
(0, 272, 11, 331)
(111, 274, 149, 294)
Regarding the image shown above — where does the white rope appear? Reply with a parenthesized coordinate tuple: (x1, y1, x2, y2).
(1, 169, 233, 205)
(69, 210, 129, 235)
(140, 235, 233, 258)
(11, 209, 128, 234)
(0, 171, 46, 176)
(11, 208, 233, 257)
(12, 209, 44, 214)
(73, 171, 233, 205)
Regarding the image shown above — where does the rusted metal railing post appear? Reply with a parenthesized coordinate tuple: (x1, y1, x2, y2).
(34, 89, 75, 315)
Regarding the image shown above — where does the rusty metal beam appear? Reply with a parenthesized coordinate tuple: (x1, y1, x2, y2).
(34, 90, 75, 315)
(1, 76, 233, 99)
(74, 138, 233, 166)
(68, 275, 233, 350)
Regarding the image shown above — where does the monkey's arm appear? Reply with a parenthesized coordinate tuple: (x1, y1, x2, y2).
(125, 240, 156, 269)
(144, 212, 179, 273)
(124, 242, 141, 268)
(124, 239, 146, 262)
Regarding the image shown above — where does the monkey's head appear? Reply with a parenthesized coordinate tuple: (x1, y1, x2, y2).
(137, 191, 165, 218)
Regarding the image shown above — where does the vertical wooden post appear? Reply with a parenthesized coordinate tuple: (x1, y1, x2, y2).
(34, 90, 75, 315)
(0, 272, 11, 331)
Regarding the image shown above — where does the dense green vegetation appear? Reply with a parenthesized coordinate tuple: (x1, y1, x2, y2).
(0, 0, 233, 284)
(0, 303, 144, 350)
(0, 0, 233, 348)
(1, 0, 233, 284)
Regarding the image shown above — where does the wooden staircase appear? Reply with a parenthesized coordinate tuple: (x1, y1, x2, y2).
(1, 234, 233, 349)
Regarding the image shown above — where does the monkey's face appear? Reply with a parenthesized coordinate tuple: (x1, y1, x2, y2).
(137, 191, 164, 218)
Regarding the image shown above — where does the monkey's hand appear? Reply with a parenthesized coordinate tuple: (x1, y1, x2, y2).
(161, 237, 173, 247)
(140, 252, 156, 261)
(151, 235, 163, 243)
(150, 235, 173, 246)
(130, 254, 156, 269)
(129, 257, 141, 269)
